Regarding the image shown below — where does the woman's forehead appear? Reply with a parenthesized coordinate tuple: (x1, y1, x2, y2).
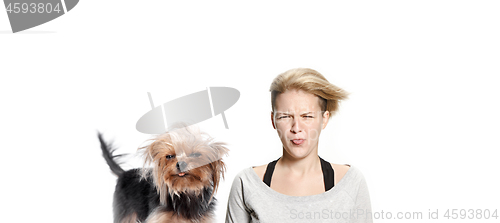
(274, 89, 322, 111)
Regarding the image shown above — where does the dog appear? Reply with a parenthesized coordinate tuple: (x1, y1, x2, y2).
(98, 126, 228, 223)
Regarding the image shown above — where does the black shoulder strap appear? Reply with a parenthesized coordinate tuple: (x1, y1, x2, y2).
(320, 156, 335, 191)
(263, 158, 279, 187)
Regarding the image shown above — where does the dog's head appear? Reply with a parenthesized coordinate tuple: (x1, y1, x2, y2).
(140, 125, 228, 204)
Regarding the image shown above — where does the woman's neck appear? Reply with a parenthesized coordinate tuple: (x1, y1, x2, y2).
(278, 148, 321, 175)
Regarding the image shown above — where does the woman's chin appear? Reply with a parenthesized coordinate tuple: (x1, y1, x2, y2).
(283, 145, 315, 159)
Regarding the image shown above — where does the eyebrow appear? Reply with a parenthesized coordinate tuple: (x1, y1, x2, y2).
(275, 112, 291, 116)
(274, 112, 314, 116)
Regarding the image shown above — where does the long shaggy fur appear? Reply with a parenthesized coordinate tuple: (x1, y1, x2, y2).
(98, 126, 228, 223)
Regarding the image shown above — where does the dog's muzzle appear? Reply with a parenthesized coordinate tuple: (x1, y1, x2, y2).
(176, 161, 188, 172)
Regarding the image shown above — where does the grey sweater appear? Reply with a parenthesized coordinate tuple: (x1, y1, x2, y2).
(225, 166, 373, 223)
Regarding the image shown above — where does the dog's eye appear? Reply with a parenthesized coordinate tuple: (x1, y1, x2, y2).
(189, 152, 202, 158)
(166, 155, 175, 159)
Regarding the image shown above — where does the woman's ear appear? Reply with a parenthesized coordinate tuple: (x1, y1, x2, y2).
(271, 111, 276, 129)
(322, 111, 330, 129)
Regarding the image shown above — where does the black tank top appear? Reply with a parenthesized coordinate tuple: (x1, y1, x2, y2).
(263, 156, 335, 191)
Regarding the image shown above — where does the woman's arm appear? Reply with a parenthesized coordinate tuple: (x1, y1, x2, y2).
(353, 172, 373, 223)
(225, 174, 252, 223)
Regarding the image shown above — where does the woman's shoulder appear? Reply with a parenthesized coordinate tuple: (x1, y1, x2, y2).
(329, 164, 369, 187)
(231, 165, 264, 182)
(252, 164, 267, 181)
(229, 166, 266, 191)
(330, 163, 351, 185)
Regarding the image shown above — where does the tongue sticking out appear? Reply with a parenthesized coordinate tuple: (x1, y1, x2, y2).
(178, 172, 186, 177)
(292, 139, 304, 145)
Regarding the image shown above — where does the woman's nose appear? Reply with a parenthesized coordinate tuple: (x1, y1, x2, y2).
(290, 118, 302, 133)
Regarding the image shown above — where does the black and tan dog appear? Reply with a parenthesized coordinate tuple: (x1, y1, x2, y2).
(98, 126, 228, 223)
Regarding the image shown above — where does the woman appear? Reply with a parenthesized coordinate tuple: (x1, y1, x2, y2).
(225, 68, 372, 223)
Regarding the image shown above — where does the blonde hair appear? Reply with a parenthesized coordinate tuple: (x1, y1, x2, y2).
(270, 68, 349, 117)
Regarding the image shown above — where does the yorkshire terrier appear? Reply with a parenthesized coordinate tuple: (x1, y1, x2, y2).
(98, 126, 228, 223)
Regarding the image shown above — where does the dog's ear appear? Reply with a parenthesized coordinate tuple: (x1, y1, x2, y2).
(138, 132, 175, 178)
(210, 142, 229, 159)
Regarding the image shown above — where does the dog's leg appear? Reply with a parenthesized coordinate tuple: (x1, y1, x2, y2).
(119, 212, 138, 223)
(144, 208, 175, 223)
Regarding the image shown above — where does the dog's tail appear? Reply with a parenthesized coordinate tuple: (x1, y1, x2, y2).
(97, 132, 125, 176)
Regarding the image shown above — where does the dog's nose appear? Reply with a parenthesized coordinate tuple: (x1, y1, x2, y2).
(176, 161, 188, 172)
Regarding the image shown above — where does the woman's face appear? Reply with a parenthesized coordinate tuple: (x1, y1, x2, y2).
(272, 89, 330, 159)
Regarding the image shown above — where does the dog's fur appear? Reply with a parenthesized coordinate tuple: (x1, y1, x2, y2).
(98, 126, 228, 223)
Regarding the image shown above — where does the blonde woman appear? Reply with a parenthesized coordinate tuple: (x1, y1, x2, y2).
(226, 68, 372, 223)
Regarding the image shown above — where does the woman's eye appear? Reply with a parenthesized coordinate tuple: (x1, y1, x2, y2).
(304, 116, 314, 118)
(166, 155, 175, 159)
(189, 152, 202, 158)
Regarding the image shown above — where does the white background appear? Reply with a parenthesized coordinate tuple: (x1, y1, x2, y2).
(1, 1, 499, 222)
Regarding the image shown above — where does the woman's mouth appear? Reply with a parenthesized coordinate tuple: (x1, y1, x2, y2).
(291, 139, 304, 145)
